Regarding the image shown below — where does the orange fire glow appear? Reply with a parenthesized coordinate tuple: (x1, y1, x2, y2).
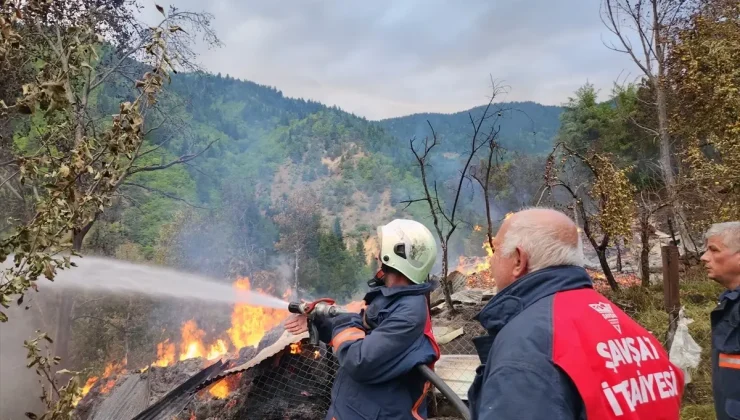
(207, 373, 243, 399)
(100, 379, 116, 394)
(228, 277, 289, 349)
(150, 277, 287, 368)
(102, 359, 127, 378)
(290, 342, 301, 354)
(179, 320, 207, 361)
(207, 339, 228, 361)
(313, 350, 320, 359)
(456, 239, 493, 277)
(154, 339, 176, 367)
(73, 375, 99, 406)
(456, 237, 497, 289)
(209, 378, 230, 399)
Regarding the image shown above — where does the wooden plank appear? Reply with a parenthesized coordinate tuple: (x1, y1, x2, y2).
(661, 245, 680, 313)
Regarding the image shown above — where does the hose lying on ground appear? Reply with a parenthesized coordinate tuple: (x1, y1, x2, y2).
(416, 364, 471, 420)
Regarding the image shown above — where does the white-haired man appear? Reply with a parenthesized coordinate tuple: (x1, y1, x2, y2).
(701, 222, 740, 420)
(467, 208, 684, 420)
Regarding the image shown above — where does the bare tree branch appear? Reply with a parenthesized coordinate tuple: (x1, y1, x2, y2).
(127, 139, 216, 175)
(0, 170, 19, 189)
(122, 182, 209, 209)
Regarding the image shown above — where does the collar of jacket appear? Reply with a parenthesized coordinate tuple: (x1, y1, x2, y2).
(475, 265, 593, 334)
(364, 278, 439, 303)
(719, 285, 740, 303)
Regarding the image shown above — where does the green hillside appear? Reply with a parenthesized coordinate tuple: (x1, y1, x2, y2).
(16, 70, 561, 296)
(379, 101, 563, 155)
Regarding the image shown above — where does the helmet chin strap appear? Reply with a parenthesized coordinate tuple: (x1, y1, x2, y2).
(367, 268, 386, 288)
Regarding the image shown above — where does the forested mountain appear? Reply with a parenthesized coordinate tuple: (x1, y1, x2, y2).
(380, 101, 563, 155)
(84, 71, 563, 283)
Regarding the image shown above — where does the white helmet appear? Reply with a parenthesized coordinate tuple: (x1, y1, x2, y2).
(377, 219, 437, 284)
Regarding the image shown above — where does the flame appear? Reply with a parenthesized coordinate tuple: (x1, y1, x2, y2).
(102, 359, 127, 378)
(228, 277, 289, 349)
(208, 372, 242, 399)
(209, 378, 230, 399)
(290, 342, 301, 354)
(313, 350, 320, 359)
(207, 339, 228, 360)
(149, 277, 287, 369)
(82, 376, 98, 395)
(458, 239, 497, 289)
(100, 379, 116, 394)
(154, 339, 176, 367)
(587, 269, 641, 293)
(73, 376, 99, 406)
(179, 320, 207, 361)
(474, 225, 482, 232)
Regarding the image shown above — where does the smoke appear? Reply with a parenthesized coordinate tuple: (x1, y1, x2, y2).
(0, 295, 48, 420)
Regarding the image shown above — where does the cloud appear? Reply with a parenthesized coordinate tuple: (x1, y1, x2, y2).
(150, 0, 641, 119)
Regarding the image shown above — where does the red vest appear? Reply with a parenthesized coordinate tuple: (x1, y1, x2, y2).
(552, 288, 684, 419)
(423, 308, 441, 369)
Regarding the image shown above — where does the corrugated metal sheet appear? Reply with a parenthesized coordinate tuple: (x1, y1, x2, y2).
(195, 330, 309, 392)
(131, 360, 225, 420)
(430, 271, 468, 303)
(432, 355, 479, 401)
(89, 374, 149, 420)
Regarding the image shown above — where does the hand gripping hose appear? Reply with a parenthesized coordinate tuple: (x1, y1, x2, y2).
(289, 298, 471, 419)
(416, 364, 471, 420)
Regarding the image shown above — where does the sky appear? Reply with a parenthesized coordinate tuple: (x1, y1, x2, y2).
(144, 0, 641, 120)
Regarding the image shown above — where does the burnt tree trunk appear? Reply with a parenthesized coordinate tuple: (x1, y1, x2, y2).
(440, 244, 455, 311)
(640, 216, 651, 288)
(596, 248, 619, 292)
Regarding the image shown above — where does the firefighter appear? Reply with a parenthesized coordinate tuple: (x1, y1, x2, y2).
(285, 218, 440, 420)
(701, 222, 740, 420)
(467, 208, 684, 420)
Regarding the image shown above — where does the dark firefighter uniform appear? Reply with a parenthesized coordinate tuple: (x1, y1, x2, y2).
(712, 286, 740, 420)
(314, 280, 440, 420)
(467, 265, 684, 420)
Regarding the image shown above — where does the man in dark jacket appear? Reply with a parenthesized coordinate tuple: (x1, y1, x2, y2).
(701, 222, 740, 420)
(286, 219, 440, 420)
(468, 208, 684, 420)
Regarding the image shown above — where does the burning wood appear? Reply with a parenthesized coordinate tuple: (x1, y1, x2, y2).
(587, 269, 641, 293)
(455, 237, 496, 289)
(72, 273, 345, 420)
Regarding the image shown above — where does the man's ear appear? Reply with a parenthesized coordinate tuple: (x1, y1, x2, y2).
(513, 246, 528, 277)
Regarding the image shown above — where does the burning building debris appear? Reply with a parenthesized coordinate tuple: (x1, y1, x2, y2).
(72, 275, 341, 420)
(73, 228, 643, 420)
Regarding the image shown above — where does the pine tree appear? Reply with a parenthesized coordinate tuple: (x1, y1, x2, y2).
(333, 217, 343, 240)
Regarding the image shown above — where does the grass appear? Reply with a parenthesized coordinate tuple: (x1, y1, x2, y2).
(603, 267, 722, 419)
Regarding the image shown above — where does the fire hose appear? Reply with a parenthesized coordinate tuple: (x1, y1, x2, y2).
(288, 298, 472, 420)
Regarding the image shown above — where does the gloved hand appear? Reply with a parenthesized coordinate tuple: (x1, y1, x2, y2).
(361, 309, 378, 330)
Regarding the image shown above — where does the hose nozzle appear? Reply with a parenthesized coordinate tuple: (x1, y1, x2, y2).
(287, 298, 348, 319)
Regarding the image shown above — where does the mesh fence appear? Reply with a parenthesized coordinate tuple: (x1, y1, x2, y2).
(251, 304, 484, 419)
(197, 297, 489, 419)
(239, 341, 339, 419)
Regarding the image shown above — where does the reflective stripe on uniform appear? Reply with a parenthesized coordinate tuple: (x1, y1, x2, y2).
(719, 353, 740, 369)
(411, 381, 431, 420)
(330, 327, 365, 351)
